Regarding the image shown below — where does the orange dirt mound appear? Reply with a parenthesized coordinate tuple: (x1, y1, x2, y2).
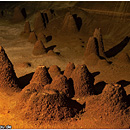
(21, 21, 31, 38)
(85, 83, 130, 128)
(61, 12, 78, 34)
(70, 64, 95, 97)
(64, 62, 75, 79)
(17, 89, 82, 122)
(34, 12, 45, 33)
(93, 28, 106, 58)
(84, 36, 98, 57)
(28, 31, 37, 43)
(32, 40, 46, 55)
(44, 75, 74, 98)
(37, 32, 46, 43)
(12, 6, 25, 23)
(30, 65, 51, 86)
(0, 46, 20, 93)
(48, 65, 61, 79)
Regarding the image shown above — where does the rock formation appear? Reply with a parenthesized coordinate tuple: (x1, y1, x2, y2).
(34, 12, 45, 33)
(30, 65, 51, 86)
(0, 46, 20, 93)
(70, 64, 95, 97)
(21, 21, 31, 37)
(44, 75, 74, 98)
(18, 89, 82, 122)
(84, 36, 98, 57)
(12, 6, 25, 23)
(32, 40, 46, 55)
(64, 62, 75, 79)
(61, 12, 78, 34)
(93, 28, 106, 58)
(48, 65, 61, 79)
(85, 83, 130, 127)
(37, 32, 46, 43)
(28, 31, 37, 43)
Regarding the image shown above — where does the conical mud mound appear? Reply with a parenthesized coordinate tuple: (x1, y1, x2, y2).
(47, 50, 57, 56)
(37, 32, 46, 43)
(48, 65, 61, 79)
(17, 89, 82, 122)
(64, 62, 75, 79)
(44, 75, 74, 98)
(28, 31, 37, 43)
(70, 64, 95, 97)
(93, 28, 106, 58)
(21, 21, 31, 37)
(32, 40, 46, 55)
(84, 36, 98, 57)
(61, 12, 78, 34)
(12, 6, 25, 23)
(34, 12, 45, 33)
(30, 65, 51, 86)
(0, 46, 20, 93)
(85, 83, 130, 128)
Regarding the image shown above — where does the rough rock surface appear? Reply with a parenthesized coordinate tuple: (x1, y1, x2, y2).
(70, 64, 95, 97)
(0, 46, 20, 93)
(32, 40, 46, 55)
(64, 62, 75, 79)
(48, 65, 61, 79)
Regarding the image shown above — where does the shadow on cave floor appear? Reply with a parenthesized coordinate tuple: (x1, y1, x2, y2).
(18, 72, 34, 89)
(92, 71, 100, 77)
(116, 80, 130, 88)
(46, 45, 56, 52)
(105, 36, 130, 58)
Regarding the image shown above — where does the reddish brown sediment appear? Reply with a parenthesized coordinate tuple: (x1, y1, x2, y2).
(28, 31, 37, 43)
(48, 65, 61, 79)
(64, 62, 75, 79)
(32, 40, 46, 55)
(71, 64, 95, 97)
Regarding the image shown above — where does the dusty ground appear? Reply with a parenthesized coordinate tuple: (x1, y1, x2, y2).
(0, 1, 130, 129)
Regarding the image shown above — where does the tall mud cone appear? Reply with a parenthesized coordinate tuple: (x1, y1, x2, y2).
(34, 12, 45, 33)
(0, 46, 20, 93)
(84, 36, 99, 57)
(70, 64, 95, 97)
(85, 84, 130, 127)
(12, 6, 25, 23)
(37, 32, 46, 43)
(48, 65, 61, 79)
(28, 32, 37, 43)
(61, 12, 78, 34)
(93, 28, 106, 58)
(21, 21, 31, 37)
(32, 40, 46, 55)
(44, 75, 74, 98)
(30, 65, 51, 86)
(64, 62, 75, 79)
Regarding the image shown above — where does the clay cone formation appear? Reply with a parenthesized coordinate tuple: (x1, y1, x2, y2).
(61, 12, 78, 34)
(32, 40, 46, 55)
(18, 89, 82, 122)
(93, 28, 106, 58)
(0, 46, 20, 93)
(34, 12, 45, 33)
(21, 21, 31, 37)
(64, 62, 75, 79)
(70, 64, 95, 97)
(47, 50, 57, 56)
(37, 32, 46, 43)
(12, 6, 25, 23)
(85, 84, 130, 127)
(28, 31, 37, 43)
(30, 65, 51, 86)
(48, 65, 61, 79)
(44, 75, 74, 98)
(84, 36, 98, 57)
